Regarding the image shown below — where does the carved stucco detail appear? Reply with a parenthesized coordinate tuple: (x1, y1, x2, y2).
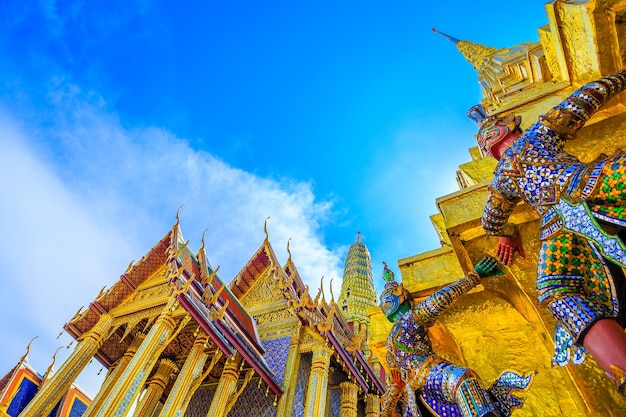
(254, 308, 295, 326)
(240, 268, 286, 311)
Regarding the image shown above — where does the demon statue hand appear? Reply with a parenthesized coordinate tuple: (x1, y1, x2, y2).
(379, 257, 533, 417)
(470, 69, 626, 392)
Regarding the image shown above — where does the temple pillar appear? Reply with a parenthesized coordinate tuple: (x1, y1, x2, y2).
(205, 354, 242, 417)
(365, 393, 381, 417)
(84, 332, 146, 417)
(18, 313, 114, 417)
(276, 322, 302, 417)
(93, 301, 179, 417)
(339, 381, 359, 417)
(157, 335, 209, 417)
(132, 358, 178, 417)
(303, 342, 333, 417)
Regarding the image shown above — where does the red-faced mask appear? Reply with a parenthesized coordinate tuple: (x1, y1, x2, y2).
(477, 113, 522, 158)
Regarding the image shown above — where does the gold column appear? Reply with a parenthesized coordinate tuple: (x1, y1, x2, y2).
(84, 333, 146, 417)
(205, 354, 242, 417)
(132, 358, 178, 417)
(365, 393, 381, 417)
(157, 335, 209, 417)
(93, 302, 179, 417)
(18, 313, 114, 417)
(339, 381, 359, 417)
(303, 342, 333, 417)
(276, 322, 302, 417)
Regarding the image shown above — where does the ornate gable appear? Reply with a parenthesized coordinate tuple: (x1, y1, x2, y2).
(235, 239, 298, 340)
(240, 266, 288, 313)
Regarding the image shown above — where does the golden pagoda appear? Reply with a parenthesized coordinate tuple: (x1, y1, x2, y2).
(337, 232, 384, 383)
(338, 232, 377, 330)
(369, 1, 626, 416)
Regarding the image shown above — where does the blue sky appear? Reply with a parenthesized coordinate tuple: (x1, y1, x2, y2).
(0, 1, 549, 396)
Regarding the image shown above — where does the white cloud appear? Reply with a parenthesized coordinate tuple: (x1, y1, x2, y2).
(0, 116, 118, 394)
(0, 82, 344, 395)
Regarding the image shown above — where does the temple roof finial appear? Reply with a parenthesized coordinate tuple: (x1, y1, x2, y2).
(263, 217, 270, 242)
(19, 336, 38, 365)
(200, 229, 207, 251)
(175, 205, 183, 228)
(42, 346, 63, 383)
(286, 238, 292, 261)
(356, 231, 361, 243)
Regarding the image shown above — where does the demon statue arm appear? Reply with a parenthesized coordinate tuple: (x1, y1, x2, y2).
(540, 71, 626, 141)
(412, 262, 488, 328)
(380, 257, 532, 417)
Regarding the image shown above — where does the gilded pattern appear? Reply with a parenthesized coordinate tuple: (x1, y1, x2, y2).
(384, 277, 488, 416)
(482, 70, 626, 365)
(382, 271, 531, 417)
(255, 308, 295, 327)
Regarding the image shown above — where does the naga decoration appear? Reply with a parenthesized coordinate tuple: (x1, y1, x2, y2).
(379, 257, 533, 417)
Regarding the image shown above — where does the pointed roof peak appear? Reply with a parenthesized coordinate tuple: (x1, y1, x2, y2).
(356, 231, 361, 243)
(433, 28, 498, 72)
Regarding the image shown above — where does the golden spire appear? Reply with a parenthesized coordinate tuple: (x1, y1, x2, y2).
(432, 28, 498, 73)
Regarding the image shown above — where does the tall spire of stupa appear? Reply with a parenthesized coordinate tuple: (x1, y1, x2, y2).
(432, 28, 498, 74)
(338, 232, 377, 334)
(433, 28, 551, 113)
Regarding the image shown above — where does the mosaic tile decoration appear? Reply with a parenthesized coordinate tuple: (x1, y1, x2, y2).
(66, 397, 88, 417)
(185, 336, 290, 416)
(228, 378, 277, 417)
(260, 336, 290, 385)
(6, 376, 39, 416)
(293, 352, 312, 417)
(184, 384, 216, 417)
